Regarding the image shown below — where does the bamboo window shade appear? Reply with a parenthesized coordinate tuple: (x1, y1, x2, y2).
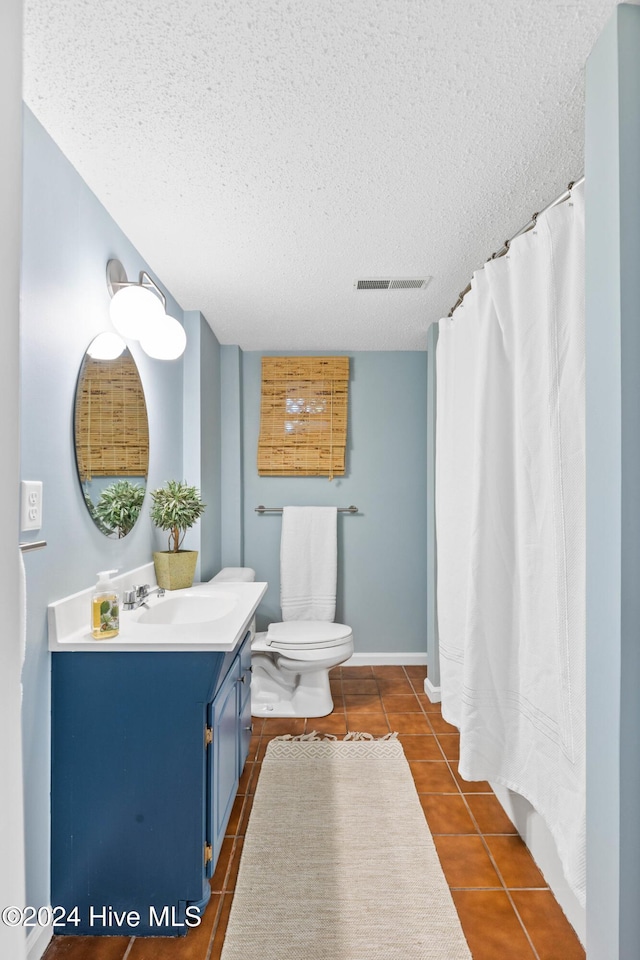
(75, 353, 149, 481)
(257, 356, 349, 479)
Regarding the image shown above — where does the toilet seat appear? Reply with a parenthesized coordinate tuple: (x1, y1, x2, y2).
(252, 621, 354, 663)
(266, 620, 352, 651)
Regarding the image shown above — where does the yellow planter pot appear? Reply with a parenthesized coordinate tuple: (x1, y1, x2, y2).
(153, 550, 198, 590)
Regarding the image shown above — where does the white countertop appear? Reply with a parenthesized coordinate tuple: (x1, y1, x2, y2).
(48, 565, 267, 652)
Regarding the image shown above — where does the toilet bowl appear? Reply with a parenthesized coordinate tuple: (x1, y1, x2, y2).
(251, 621, 354, 718)
(210, 567, 354, 719)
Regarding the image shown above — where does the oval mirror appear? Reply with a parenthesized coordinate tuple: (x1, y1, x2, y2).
(74, 334, 149, 538)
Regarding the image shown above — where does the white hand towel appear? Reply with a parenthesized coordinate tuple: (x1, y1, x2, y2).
(280, 506, 337, 621)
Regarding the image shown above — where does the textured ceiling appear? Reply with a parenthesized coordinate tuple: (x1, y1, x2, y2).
(24, 0, 620, 350)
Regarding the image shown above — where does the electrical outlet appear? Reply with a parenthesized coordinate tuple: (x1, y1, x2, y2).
(21, 481, 43, 532)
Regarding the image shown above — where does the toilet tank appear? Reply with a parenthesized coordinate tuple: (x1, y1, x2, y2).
(209, 567, 256, 583)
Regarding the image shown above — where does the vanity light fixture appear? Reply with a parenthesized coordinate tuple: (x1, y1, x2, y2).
(106, 259, 187, 360)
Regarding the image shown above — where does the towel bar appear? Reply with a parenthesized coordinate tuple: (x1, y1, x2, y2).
(19, 540, 47, 552)
(255, 505, 358, 514)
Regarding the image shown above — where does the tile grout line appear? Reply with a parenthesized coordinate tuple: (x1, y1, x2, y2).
(472, 827, 544, 960)
(449, 885, 550, 891)
(500, 887, 543, 960)
(204, 892, 227, 960)
(121, 937, 135, 960)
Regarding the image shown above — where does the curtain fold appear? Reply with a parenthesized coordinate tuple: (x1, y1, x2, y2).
(435, 292, 481, 729)
(435, 183, 585, 905)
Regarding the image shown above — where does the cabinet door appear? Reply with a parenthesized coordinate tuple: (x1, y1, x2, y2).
(207, 658, 240, 871)
(239, 687, 252, 772)
(238, 634, 253, 771)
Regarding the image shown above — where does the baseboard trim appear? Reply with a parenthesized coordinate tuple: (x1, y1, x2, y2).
(27, 919, 52, 960)
(490, 782, 585, 945)
(343, 652, 428, 666)
(424, 678, 442, 702)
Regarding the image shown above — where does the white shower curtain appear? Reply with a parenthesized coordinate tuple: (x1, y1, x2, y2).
(435, 183, 585, 905)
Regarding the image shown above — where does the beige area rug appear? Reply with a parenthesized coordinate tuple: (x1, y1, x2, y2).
(221, 734, 472, 960)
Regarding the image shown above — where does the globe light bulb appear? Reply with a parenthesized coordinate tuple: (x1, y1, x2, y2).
(109, 284, 165, 340)
(139, 313, 187, 360)
(87, 332, 126, 360)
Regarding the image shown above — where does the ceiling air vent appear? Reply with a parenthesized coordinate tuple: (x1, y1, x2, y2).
(354, 277, 432, 291)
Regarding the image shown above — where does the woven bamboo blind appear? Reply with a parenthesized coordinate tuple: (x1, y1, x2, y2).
(75, 353, 149, 481)
(257, 356, 349, 478)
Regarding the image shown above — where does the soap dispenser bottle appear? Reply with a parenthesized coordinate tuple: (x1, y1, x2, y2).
(91, 570, 120, 640)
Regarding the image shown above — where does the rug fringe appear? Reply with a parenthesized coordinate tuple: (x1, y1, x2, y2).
(273, 731, 399, 742)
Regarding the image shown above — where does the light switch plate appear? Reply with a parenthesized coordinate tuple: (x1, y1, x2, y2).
(21, 480, 43, 531)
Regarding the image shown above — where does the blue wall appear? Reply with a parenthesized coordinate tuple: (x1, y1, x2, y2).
(183, 310, 222, 581)
(199, 314, 222, 580)
(425, 324, 440, 688)
(238, 351, 428, 654)
(19, 109, 218, 914)
(220, 345, 244, 567)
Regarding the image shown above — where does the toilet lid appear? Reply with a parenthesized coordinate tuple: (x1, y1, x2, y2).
(266, 620, 353, 651)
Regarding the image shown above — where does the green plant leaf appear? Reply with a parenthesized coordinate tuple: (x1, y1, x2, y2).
(149, 480, 206, 553)
(93, 480, 145, 537)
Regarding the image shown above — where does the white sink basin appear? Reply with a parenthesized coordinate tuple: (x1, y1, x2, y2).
(135, 590, 237, 625)
(48, 567, 268, 652)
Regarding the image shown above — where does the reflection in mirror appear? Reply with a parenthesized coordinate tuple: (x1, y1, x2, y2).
(74, 335, 149, 538)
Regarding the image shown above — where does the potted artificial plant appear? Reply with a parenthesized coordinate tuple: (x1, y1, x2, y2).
(150, 480, 206, 590)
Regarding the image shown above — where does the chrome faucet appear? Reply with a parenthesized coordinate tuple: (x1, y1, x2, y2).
(122, 584, 165, 611)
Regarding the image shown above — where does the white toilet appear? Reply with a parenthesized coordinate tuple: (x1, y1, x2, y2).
(251, 620, 354, 718)
(210, 566, 354, 718)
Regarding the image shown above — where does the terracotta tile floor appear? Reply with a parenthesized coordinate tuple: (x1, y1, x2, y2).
(43, 665, 584, 960)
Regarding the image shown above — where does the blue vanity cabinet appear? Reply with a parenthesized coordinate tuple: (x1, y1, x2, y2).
(51, 630, 252, 937)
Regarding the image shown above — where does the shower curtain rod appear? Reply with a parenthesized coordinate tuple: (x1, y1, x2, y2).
(445, 175, 585, 318)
